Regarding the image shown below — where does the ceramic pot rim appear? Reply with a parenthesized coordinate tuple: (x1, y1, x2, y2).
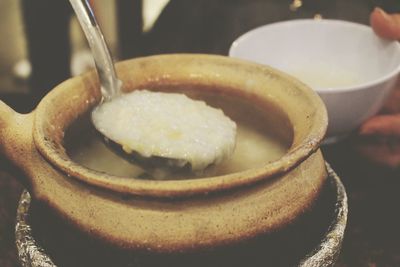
(32, 54, 328, 198)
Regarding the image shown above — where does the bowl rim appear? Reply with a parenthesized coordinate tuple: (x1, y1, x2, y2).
(229, 18, 400, 93)
(32, 54, 328, 198)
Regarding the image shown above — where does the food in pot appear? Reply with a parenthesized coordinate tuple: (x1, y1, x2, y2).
(68, 90, 292, 180)
(92, 90, 237, 171)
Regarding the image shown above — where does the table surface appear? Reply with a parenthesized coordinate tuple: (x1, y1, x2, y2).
(1, 1, 400, 266)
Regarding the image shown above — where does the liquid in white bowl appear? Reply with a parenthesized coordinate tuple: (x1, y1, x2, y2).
(288, 65, 363, 90)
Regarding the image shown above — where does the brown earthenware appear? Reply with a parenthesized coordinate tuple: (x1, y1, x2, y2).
(0, 54, 328, 253)
(15, 164, 348, 267)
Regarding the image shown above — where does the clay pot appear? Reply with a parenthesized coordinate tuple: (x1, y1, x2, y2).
(0, 54, 328, 255)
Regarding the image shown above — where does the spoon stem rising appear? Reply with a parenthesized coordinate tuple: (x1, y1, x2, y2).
(69, 0, 121, 101)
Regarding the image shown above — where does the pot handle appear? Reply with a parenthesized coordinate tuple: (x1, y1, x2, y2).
(0, 100, 16, 131)
(0, 100, 35, 185)
(0, 99, 28, 159)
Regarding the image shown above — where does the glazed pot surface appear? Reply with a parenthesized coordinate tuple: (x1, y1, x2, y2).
(0, 54, 328, 252)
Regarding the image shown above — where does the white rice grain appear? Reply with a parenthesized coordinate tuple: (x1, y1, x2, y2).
(92, 90, 237, 171)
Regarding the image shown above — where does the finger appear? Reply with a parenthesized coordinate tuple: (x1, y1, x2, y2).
(381, 79, 400, 114)
(370, 7, 400, 40)
(359, 114, 400, 136)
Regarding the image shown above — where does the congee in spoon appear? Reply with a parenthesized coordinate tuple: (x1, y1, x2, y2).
(92, 89, 237, 173)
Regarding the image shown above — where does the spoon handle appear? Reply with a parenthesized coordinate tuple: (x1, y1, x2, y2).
(69, 0, 121, 100)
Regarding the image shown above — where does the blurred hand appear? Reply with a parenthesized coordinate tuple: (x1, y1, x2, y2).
(370, 7, 400, 39)
(357, 8, 400, 167)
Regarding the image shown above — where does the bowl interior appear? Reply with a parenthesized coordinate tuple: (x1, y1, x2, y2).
(230, 19, 400, 91)
(33, 54, 327, 197)
(64, 87, 293, 180)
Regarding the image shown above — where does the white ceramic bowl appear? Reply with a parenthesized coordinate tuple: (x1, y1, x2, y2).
(229, 19, 400, 143)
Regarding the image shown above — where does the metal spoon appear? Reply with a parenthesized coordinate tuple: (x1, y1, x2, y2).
(69, 0, 235, 177)
(68, 0, 200, 177)
(69, 0, 121, 101)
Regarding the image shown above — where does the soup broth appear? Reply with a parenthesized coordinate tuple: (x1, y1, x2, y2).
(65, 88, 293, 180)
